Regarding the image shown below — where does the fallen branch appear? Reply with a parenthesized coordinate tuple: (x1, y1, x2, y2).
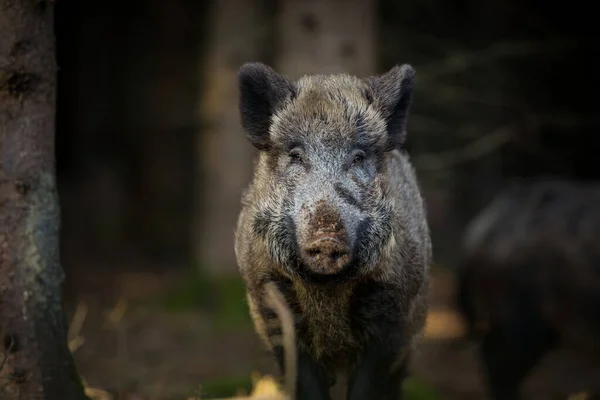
(417, 39, 571, 79)
(568, 392, 592, 400)
(412, 112, 596, 172)
(413, 127, 512, 171)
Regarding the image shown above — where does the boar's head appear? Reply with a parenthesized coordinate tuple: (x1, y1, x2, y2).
(238, 62, 415, 283)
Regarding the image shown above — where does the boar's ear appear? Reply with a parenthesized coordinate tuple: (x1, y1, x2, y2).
(368, 64, 415, 151)
(238, 62, 296, 151)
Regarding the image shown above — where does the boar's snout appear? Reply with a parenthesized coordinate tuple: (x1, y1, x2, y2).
(300, 200, 352, 275)
(303, 236, 350, 275)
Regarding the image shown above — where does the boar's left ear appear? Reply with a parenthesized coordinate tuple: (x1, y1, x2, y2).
(238, 62, 296, 151)
(368, 64, 415, 151)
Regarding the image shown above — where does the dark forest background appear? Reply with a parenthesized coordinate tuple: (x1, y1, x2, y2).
(50, 0, 599, 398)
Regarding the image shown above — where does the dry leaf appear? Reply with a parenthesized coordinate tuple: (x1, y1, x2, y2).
(250, 375, 285, 397)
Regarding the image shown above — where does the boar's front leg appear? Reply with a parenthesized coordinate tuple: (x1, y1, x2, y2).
(268, 343, 332, 400)
(478, 286, 558, 400)
(347, 282, 408, 400)
(268, 323, 331, 400)
(384, 358, 411, 400)
(291, 345, 332, 400)
(259, 283, 332, 400)
(346, 341, 397, 400)
(479, 322, 556, 400)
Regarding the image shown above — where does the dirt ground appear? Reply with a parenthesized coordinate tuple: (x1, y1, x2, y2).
(65, 266, 599, 400)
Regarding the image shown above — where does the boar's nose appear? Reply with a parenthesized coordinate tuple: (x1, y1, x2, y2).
(300, 200, 351, 275)
(302, 236, 351, 275)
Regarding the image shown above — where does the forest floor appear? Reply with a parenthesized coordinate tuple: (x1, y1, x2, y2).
(64, 265, 599, 400)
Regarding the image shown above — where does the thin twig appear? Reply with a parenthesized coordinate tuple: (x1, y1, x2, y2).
(67, 302, 88, 352)
(264, 282, 296, 400)
(0, 337, 14, 372)
(209, 283, 296, 400)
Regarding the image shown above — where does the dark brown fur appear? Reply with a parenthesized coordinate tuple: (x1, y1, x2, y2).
(456, 178, 600, 400)
(235, 62, 431, 400)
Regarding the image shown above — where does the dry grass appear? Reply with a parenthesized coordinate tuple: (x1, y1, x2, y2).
(190, 374, 287, 400)
(1, 281, 585, 400)
(2, 297, 591, 400)
(423, 309, 466, 340)
(66, 283, 295, 400)
(68, 299, 136, 400)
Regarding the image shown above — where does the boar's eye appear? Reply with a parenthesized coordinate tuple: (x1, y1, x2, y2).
(351, 149, 365, 166)
(289, 148, 304, 163)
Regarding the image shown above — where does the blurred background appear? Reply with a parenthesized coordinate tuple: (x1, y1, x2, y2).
(53, 0, 598, 399)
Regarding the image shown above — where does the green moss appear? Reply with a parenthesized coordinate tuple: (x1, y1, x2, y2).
(192, 375, 253, 398)
(211, 276, 252, 329)
(404, 377, 443, 400)
(149, 267, 252, 329)
(159, 269, 213, 311)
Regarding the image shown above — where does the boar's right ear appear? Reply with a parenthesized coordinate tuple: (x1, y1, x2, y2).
(368, 64, 415, 151)
(238, 62, 296, 151)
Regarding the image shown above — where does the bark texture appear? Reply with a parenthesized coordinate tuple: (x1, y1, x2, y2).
(276, 0, 376, 78)
(0, 1, 89, 399)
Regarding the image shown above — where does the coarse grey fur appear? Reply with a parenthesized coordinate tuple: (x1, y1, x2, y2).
(234, 62, 431, 400)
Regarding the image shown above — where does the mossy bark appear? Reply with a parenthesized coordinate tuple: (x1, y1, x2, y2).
(0, 1, 89, 399)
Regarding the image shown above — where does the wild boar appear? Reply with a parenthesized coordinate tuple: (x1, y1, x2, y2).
(456, 178, 600, 400)
(234, 62, 431, 400)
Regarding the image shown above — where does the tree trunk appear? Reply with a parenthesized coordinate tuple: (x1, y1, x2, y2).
(195, 0, 271, 275)
(0, 1, 89, 399)
(276, 0, 376, 78)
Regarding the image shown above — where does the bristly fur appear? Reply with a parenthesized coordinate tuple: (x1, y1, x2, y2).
(455, 177, 600, 400)
(235, 62, 431, 400)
